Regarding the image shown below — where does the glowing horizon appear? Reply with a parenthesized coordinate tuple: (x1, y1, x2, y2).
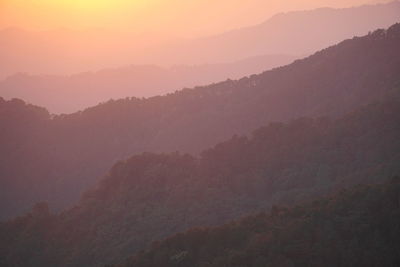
(0, 0, 392, 37)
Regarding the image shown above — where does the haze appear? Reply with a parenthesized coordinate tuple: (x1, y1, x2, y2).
(1, 0, 400, 265)
(0, 0, 392, 37)
(0, 0, 399, 112)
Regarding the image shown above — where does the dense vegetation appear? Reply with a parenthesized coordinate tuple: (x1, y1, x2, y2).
(120, 177, 400, 267)
(0, 97, 399, 266)
(0, 24, 399, 220)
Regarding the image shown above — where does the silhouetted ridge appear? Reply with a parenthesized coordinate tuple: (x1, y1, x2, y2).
(119, 178, 400, 267)
(1, 2, 399, 79)
(1, 98, 399, 266)
(0, 55, 296, 113)
(0, 24, 399, 220)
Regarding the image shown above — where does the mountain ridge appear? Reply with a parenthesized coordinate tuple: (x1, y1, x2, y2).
(0, 23, 399, 220)
(0, 54, 296, 114)
(118, 177, 400, 267)
(1, 97, 399, 266)
(0, 2, 399, 78)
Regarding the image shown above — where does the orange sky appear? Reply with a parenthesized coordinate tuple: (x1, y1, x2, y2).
(0, 0, 392, 37)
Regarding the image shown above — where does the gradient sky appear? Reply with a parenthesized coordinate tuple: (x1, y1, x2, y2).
(0, 0, 392, 37)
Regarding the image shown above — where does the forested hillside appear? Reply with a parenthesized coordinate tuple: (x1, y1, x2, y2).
(1, 24, 400, 219)
(1, 98, 399, 266)
(0, 54, 296, 114)
(2, 2, 399, 267)
(119, 178, 400, 267)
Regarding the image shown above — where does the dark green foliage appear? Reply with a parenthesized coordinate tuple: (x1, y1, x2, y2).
(1, 24, 400, 219)
(120, 178, 400, 267)
(0, 98, 399, 267)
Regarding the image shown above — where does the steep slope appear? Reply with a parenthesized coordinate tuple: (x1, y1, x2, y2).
(0, 24, 400, 220)
(119, 178, 400, 267)
(0, 54, 296, 114)
(1, 99, 399, 266)
(0, 2, 399, 78)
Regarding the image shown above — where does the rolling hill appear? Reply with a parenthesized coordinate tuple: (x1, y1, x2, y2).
(0, 98, 399, 266)
(119, 178, 400, 267)
(0, 24, 399, 221)
(0, 54, 296, 114)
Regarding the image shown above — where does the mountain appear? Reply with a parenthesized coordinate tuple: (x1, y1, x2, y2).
(0, 54, 296, 114)
(0, 27, 177, 80)
(1, 98, 399, 266)
(0, 24, 400, 220)
(154, 1, 400, 64)
(118, 178, 400, 267)
(0, 2, 399, 79)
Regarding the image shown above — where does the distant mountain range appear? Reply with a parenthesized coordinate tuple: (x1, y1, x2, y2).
(0, 54, 296, 113)
(155, 1, 400, 64)
(0, 23, 399, 223)
(0, 1, 399, 79)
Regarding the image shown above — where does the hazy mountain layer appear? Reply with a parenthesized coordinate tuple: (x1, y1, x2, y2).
(1, 98, 399, 266)
(154, 1, 400, 64)
(0, 24, 399, 220)
(0, 2, 399, 79)
(0, 54, 296, 114)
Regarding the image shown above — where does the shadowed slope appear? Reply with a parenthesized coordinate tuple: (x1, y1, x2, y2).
(120, 178, 400, 267)
(0, 24, 399, 220)
(1, 98, 399, 266)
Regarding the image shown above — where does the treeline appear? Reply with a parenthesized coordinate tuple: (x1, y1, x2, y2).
(0, 98, 400, 266)
(1, 24, 400, 219)
(120, 177, 400, 267)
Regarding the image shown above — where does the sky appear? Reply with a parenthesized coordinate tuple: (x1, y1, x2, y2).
(0, 0, 391, 37)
